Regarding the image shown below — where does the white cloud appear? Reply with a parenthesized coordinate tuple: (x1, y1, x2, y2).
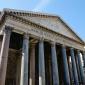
(33, 0, 51, 11)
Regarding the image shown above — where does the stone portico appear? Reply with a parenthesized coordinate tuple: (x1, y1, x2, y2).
(0, 8, 85, 85)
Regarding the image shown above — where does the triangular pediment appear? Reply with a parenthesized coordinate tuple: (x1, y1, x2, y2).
(1, 8, 84, 43)
(18, 14, 83, 43)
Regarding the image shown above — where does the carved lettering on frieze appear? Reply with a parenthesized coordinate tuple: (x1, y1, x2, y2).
(27, 26, 43, 37)
(42, 31, 55, 41)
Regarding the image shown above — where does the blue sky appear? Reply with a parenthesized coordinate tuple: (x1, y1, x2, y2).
(0, 0, 85, 40)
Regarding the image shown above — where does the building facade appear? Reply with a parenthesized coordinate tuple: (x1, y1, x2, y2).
(0, 8, 85, 85)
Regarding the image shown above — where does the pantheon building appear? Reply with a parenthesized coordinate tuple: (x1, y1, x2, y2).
(0, 8, 85, 85)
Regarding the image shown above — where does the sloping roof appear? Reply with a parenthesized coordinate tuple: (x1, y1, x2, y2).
(0, 8, 85, 44)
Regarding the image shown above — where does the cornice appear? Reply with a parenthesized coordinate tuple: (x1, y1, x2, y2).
(3, 8, 58, 18)
(0, 9, 84, 46)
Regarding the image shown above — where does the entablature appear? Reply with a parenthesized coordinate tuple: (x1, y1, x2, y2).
(3, 16, 85, 51)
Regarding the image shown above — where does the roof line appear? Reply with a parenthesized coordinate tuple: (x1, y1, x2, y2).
(58, 17, 84, 43)
(3, 8, 59, 18)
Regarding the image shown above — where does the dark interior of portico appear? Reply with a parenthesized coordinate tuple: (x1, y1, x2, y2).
(44, 42, 52, 85)
(5, 32, 23, 85)
(57, 45, 64, 85)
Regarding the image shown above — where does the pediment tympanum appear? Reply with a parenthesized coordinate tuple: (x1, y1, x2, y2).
(19, 15, 82, 43)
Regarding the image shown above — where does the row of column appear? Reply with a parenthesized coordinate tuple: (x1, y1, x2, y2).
(17, 36, 85, 85)
(0, 26, 85, 85)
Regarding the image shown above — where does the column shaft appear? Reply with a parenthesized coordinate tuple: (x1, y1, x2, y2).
(70, 48, 79, 85)
(61, 45, 70, 85)
(29, 44, 36, 85)
(77, 50, 85, 84)
(20, 34, 29, 85)
(39, 40, 45, 85)
(75, 54, 81, 83)
(51, 43, 59, 85)
(82, 51, 85, 67)
(68, 59, 74, 84)
(0, 26, 12, 85)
